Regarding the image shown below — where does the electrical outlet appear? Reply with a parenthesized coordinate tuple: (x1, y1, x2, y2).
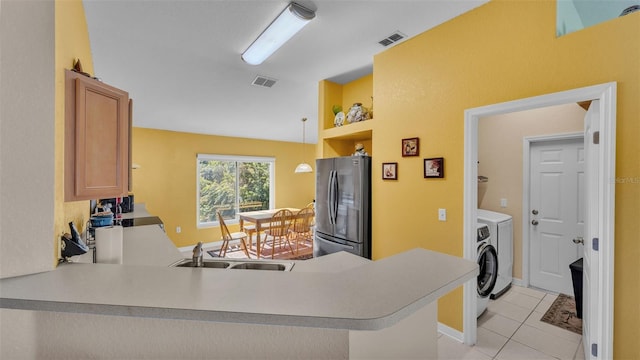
(176, 226, 181, 233)
(500, 198, 507, 208)
(438, 208, 447, 221)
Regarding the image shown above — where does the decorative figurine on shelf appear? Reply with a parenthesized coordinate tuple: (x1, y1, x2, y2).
(72, 58, 102, 81)
(71, 58, 91, 77)
(353, 143, 368, 156)
(346, 102, 371, 123)
(334, 112, 345, 127)
(333, 104, 345, 127)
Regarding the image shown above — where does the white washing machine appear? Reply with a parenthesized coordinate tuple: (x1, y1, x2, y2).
(478, 209, 513, 299)
(476, 223, 498, 318)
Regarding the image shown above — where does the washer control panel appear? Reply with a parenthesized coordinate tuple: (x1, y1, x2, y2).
(477, 224, 490, 242)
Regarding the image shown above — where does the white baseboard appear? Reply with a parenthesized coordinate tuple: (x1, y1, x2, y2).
(512, 278, 524, 287)
(437, 322, 464, 343)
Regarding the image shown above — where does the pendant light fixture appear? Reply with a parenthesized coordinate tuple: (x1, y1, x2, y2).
(294, 117, 313, 173)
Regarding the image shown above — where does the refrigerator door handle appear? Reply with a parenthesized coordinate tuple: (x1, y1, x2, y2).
(316, 235, 355, 251)
(331, 170, 339, 224)
(327, 171, 333, 224)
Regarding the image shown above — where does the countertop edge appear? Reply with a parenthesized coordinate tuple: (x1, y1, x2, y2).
(0, 297, 400, 330)
(0, 249, 478, 331)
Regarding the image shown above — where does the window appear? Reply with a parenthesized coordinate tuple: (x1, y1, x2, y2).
(197, 154, 274, 227)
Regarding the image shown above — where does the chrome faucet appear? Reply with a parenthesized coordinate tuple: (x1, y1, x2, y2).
(192, 242, 203, 267)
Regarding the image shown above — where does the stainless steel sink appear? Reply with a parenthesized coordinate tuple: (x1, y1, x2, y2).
(173, 260, 230, 269)
(229, 262, 288, 271)
(170, 258, 294, 271)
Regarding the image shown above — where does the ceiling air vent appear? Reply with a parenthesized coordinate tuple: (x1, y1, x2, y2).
(620, 5, 640, 16)
(252, 75, 277, 88)
(378, 31, 406, 47)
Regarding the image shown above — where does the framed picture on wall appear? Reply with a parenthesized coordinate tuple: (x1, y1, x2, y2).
(382, 162, 398, 180)
(402, 138, 419, 157)
(424, 157, 444, 178)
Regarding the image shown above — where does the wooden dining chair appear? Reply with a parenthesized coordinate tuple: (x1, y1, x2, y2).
(217, 211, 251, 258)
(241, 222, 257, 250)
(262, 209, 294, 259)
(306, 202, 316, 227)
(290, 206, 315, 254)
(242, 222, 270, 251)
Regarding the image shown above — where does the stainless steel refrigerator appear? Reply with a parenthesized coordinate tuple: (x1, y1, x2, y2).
(313, 156, 371, 259)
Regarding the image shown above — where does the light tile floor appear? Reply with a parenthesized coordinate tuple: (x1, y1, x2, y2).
(438, 285, 585, 360)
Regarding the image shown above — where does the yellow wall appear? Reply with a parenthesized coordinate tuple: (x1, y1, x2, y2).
(318, 80, 342, 133)
(343, 74, 374, 115)
(55, 0, 93, 261)
(479, 103, 584, 280)
(131, 128, 315, 248)
(373, 1, 638, 357)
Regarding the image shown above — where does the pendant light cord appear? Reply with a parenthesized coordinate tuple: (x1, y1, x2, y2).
(302, 117, 307, 147)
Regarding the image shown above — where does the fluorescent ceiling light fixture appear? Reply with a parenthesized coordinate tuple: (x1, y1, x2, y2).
(242, 2, 315, 65)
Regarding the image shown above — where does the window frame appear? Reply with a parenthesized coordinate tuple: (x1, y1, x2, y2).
(196, 154, 275, 228)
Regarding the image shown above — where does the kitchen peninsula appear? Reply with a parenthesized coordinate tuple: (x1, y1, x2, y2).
(1, 247, 476, 359)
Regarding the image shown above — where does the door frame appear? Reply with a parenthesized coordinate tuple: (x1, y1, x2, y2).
(522, 132, 584, 289)
(462, 82, 616, 360)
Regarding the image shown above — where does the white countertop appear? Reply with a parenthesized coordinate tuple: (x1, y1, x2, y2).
(0, 248, 477, 331)
(74, 224, 183, 266)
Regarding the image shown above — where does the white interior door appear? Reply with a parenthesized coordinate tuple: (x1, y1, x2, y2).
(583, 100, 599, 359)
(529, 137, 584, 294)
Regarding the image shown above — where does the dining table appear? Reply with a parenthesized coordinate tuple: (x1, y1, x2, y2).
(238, 208, 300, 257)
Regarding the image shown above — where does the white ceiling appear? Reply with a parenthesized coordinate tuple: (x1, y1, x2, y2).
(83, 0, 488, 143)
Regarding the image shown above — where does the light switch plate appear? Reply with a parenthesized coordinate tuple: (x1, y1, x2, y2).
(438, 208, 446, 221)
(500, 198, 507, 208)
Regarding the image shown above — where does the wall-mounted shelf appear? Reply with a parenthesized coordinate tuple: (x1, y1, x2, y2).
(322, 120, 373, 141)
(318, 76, 374, 158)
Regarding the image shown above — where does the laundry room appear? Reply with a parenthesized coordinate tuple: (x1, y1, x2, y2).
(477, 102, 585, 294)
(472, 102, 589, 357)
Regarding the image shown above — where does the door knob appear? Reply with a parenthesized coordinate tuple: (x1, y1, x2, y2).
(531, 220, 539, 225)
(572, 237, 584, 245)
(532, 209, 539, 215)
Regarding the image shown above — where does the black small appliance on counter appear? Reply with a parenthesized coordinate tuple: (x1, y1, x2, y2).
(60, 222, 89, 259)
(94, 195, 135, 214)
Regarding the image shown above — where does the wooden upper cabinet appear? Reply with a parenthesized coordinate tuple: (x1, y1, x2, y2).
(65, 70, 130, 201)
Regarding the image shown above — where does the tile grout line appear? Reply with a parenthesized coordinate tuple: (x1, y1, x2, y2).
(489, 289, 575, 360)
(494, 289, 582, 360)
(489, 295, 540, 360)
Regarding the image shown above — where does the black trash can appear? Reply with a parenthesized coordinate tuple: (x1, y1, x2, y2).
(569, 258, 583, 319)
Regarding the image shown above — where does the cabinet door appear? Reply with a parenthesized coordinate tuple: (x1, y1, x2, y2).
(65, 70, 130, 201)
